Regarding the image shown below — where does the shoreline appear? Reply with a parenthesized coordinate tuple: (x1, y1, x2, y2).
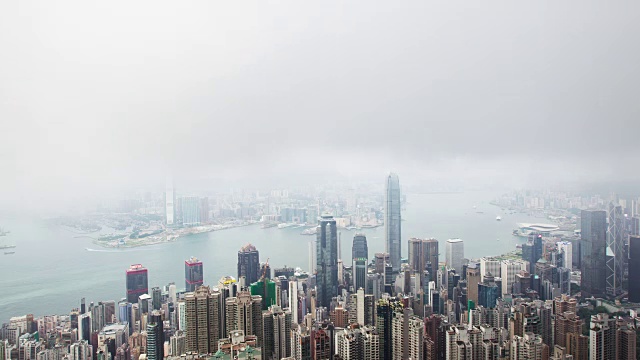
(92, 221, 257, 249)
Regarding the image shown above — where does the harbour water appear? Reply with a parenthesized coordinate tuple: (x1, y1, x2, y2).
(0, 191, 546, 322)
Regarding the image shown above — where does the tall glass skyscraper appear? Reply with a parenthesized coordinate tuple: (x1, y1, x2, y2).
(126, 264, 148, 303)
(580, 209, 607, 297)
(606, 203, 625, 297)
(238, 244, 260, 285)
(316, 215, 338, 308)
(185, 257, 204, 292)
(384, 173, 402, 273)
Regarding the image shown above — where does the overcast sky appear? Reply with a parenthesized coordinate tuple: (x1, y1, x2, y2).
(1, 1, 639, 211)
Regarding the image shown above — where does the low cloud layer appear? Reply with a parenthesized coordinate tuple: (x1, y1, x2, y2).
(1, 1, 639, 212)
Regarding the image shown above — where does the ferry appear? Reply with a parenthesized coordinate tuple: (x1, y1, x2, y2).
(496, 216, 502, 221)
(4, 251, 15, 255)
(301, 227, 318, 235)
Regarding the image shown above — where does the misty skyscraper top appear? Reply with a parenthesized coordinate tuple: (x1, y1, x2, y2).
(385, 173, 401, 273)
(352, 233, 368, 261)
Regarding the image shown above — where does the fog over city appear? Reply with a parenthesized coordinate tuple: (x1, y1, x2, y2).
(2, 1, 640, 212)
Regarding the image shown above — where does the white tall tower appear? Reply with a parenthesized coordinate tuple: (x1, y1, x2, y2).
(445, 239, 464, 272)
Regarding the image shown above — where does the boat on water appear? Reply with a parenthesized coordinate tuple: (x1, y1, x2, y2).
(0, 244, 16, 250)
(301, 227, 318, 235)
(496, 216, 502, 221)
(277, 223, 295, 229)
(4, 251, 15, 255)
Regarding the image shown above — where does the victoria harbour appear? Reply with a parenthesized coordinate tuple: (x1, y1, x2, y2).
(0, 191, 541, 322)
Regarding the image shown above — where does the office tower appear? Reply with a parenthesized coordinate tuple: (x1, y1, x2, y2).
(510, 333, 548, 360)
(557, 241, 573, 269)
(165, 181, 175, 225)
(261, 305, 291, 360)
(126, 264, 148, 303)
(225, 291, 263, 345)
(181, 196, 201, 227)
(352, 234, 368, 260)
(589, 313, 615, 360)
(501, 260, 527, 295)
(580, 210, 607, 297)
(184, 257, 204, 292)
(185, 286, 221, 354)
(408, 238, 439, 280)
(146, 322, 163, 360)
(199, 197, 209, 224)
(316, 215, 338, 308)
(480, 257, 501, 282)
(151, 287, 161, 311)
(117, 301, 131, 326)
(606, 203, 625, 296)
(445, 239, 464, 272)
(238, 244, 260, 286)
(249, 277, 276, 310)
(629, 235, 640, 302)
(384, 173, 402, 273)
(466, 265, 480, 305)
(632, 216, 640, 236)
(478, 274, 499, 309)
(352, 258, 367, 292)
(374, 253, 389, 274)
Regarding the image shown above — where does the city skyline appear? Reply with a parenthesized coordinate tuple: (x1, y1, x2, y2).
(2, 1, 640, 359)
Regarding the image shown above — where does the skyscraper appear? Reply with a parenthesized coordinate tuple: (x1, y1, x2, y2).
(445, 239, 464, 272)
(628, 235, 640, 302)
(146, 322, 163, 360)
(316, 215, 338, 308)
(580, 210, 607, 297)
(184, 257, 203, 292)
(126, 264, 148, 303)
(165, 181, 175, 226)
(557, 241, 573, 269)
(384, 173, 402, 273)
(606, 203, 625, 297)
(237, 244, 260, 286)
(408, 238, 439, 281)
(352, 234, 368, 260)
(184, 286, 221, 354)
(181, 196, 201, 227)
(352, 258, 368, 292)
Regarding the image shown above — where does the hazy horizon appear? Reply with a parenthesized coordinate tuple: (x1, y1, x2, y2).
(2, 1, 640, 213)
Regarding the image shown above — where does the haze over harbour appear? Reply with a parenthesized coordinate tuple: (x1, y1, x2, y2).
(0, 190, 539, 322)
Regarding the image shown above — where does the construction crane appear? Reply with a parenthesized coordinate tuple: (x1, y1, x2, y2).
(260, 258, 270, 281)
